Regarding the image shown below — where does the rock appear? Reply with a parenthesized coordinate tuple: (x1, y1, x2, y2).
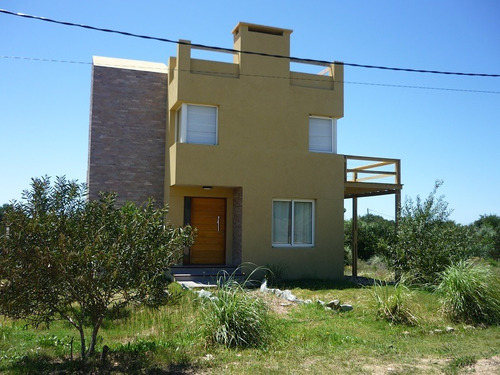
(326, 299, 340, 309)
(340, 304, 353, 312)
(197, 289, 218, 301)
(281, 289, 297, 302)
(434, 329, 443, 334)
(445, 326, 455, 333)
(260, 279, 268, 292)
(304, 299, 313, 304)
(317, 299, 325, 306)
(402, 331, 410, 336)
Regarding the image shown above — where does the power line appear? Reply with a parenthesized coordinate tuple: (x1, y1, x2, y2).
(1, 55, 499, 94)
(0, 55, 90, 65)
(367, 209, 394, 220)
(1, 8, 499, 78)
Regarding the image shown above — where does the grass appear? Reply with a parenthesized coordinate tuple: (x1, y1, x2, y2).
(199, 273, 272, 348)
(436, 259, 500, 324)
(0, 269, 499, 374)
(371, 277, 419, 325)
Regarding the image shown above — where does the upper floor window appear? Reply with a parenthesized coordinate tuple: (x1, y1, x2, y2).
(177, 104, 217, 145)
(309, 116, 336, 153)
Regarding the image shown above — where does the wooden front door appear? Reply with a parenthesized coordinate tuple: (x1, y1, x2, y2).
(190, 198, 226, 264)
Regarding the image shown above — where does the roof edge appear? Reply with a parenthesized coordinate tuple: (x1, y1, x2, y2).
(92, 56, 168, 73)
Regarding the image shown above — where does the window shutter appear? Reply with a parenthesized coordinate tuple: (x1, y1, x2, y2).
(186, 105, 217, 145)
(309, 117, 336, 153)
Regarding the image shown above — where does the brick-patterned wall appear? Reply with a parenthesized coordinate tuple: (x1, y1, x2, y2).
(232, 187, 243, 265)
(88, 65, 167, 206)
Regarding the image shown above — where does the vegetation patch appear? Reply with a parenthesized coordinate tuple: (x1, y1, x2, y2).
(436, 260, 500, 325)
(199, 276, 272, 349)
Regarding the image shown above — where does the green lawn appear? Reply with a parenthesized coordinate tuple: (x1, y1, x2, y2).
(1, 275, 499, 374)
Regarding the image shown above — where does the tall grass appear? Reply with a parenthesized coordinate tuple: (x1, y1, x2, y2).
(199, 271, 272, 348)
(436, 260, 500, 325)
(371, 278, 419, 325)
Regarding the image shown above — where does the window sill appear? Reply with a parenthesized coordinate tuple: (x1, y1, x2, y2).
(272, 245, 315, 248)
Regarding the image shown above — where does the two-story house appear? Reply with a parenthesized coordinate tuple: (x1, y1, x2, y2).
(88, 22, 402, 280)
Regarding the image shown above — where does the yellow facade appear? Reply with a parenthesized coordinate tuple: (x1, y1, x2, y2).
(166, 22, 345, 279)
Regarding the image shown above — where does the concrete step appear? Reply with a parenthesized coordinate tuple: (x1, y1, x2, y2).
(170, 266, 244, 284)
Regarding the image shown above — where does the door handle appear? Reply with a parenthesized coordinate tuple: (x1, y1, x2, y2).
(217, 216, 220, 232)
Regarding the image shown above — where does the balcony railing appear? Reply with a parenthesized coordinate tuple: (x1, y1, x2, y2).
(344, 155, 401, 185)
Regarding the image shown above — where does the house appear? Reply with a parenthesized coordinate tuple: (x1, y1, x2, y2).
(88, 22, 402, 280)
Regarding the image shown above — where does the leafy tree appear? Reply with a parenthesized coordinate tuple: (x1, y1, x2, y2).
(0, 176, 194, 360)
(389, 181, 477, 284)
(0, 203, 10, 221)
(473, 214, 500, 260)
(0, 203, 12, 235)
(344, 214, 394, 261)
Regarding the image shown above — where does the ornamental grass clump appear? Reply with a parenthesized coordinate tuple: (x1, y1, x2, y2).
(371, 278, 419, 325)
(200, 272, 271, 348)
(436, 260, 500, 325)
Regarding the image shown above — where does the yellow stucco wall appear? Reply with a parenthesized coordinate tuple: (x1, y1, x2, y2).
(165, 22, 345, 280)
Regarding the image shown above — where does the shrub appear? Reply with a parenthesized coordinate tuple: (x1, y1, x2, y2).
(436, 260, 500, 325)
(344, 214, 394, 261)
(200, 273, 271, 348)
(0, 176, 194, 360)
(371, 278, 418, 325)
(473, 214, 500, 260)
(389, 181, 478, 285)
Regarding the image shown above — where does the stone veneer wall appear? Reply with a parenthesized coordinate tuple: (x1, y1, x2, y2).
(232, 187, 243, 265)
(88, 64, 167, 206)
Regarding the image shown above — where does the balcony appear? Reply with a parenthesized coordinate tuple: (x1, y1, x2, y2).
(344, 155, 402, 199)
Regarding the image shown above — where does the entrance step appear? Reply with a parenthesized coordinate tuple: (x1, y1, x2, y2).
(170, 265, 244, 287)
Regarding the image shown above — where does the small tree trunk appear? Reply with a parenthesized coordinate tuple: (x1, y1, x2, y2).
(88, 319, 102, 356)
(78, 327, 86, 361)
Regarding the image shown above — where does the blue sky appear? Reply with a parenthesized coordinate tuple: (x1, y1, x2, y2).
(1, 0, 499, 224)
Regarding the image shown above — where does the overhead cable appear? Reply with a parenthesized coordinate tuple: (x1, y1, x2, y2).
(1, 8, 499, 78)
(1, 55, 499, 94)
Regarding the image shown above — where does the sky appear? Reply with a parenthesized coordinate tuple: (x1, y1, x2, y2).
(1, 0, 499, 224)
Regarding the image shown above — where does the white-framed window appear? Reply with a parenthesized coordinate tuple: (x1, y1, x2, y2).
(272, 199, 314, 247)
(177, 104, 218, 145)
(309, 116, 337, 153)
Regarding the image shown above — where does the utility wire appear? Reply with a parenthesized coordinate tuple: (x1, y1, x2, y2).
(1, 8, 499, 78)
(1, 55, 499, 94)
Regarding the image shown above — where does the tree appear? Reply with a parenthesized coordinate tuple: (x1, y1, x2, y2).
(389, 181, 477, 284)
(344, 214, 394, 261)
(473, 214, 500, 260)
(0, 203, 11, 235)
(0, 176, 194, 360)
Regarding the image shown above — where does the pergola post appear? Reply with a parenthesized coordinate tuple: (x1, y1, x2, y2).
(352, 197, 358, 278)
(394, 189, 402, 282)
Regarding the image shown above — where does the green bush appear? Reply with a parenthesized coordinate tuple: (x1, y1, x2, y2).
(389, 181, 478, 285)
(200, 274, 271, 348)
(473, 214, 500, 260)
(344, 214, 394, 261)
(371, 278, 418, 325)
(436, 260, 500, 325)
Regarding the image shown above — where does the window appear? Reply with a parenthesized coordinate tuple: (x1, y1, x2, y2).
(309, 116, 336, 153)
(177, 104, 217, 145)
(272, 199, 314, 247)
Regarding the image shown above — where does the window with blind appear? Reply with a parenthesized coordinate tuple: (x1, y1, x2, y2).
(177, 104, 217, 145)
(272, 199, 314, 247)
(309, 116, 336, 153)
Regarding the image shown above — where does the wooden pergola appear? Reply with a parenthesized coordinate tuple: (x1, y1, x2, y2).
(344, 155, 402, 277)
